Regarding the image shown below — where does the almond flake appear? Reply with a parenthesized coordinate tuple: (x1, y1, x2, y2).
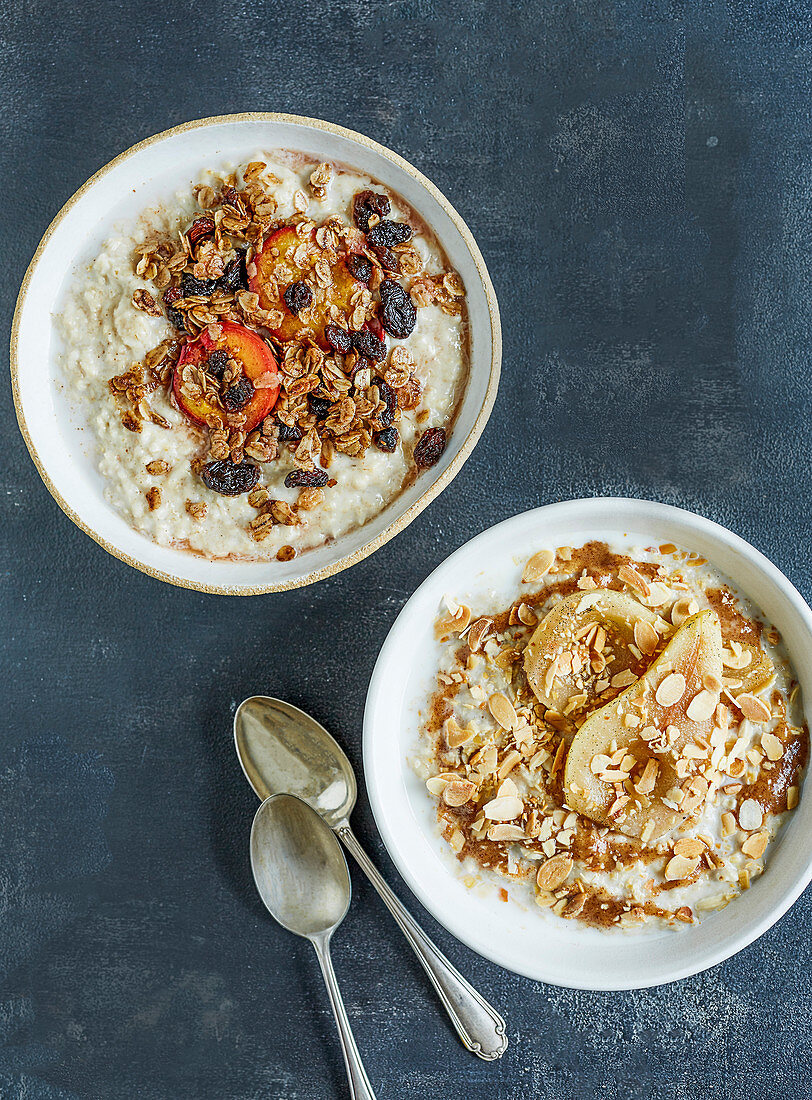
(738, 798, 763, 832)
(741, 832, 768, 859)
(686, 690, 717, 723)
(787, 786, 799, 810)
(673, 838, 705, 858)
(656, 672, 686, 707)
(487, 823, 526, 842)
(665, 854, 699, 881)
(522, 549, 555, 583)
(618, 562, 651, 597)
(736, 693, 771, 722)
(444, 717, 474, 750)
(488, 692, 517, 730)
(761, 732, 783, 761)
(442, 780, 478, 807)
(636, 759, 659, 795)
(634, 619, 659, 656)
(535, 853, 573, 891)
(482, 795, 524, 821)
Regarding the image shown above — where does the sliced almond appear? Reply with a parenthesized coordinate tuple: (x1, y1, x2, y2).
(736, 693, 771, 723)
(738, 798, 763, 831)
(444, 716, 474, 750)
(589, 753, 613, 774)
(722, 642, 752, 669)
(487, 823, 526, 842)
(517, 602, 538, 625)
(618, 562, 650, 597)
(671, 596, 699, 626)
(761, 732, 783, 761)
(634, 619, 659, 656)
(702, 671, 724, 694)
(787, 785, 799, 810)
(686, 690, 717, 723)
(467, 617, 491, 653)
(721, 811, 737, 836)
(656, 672, 686, 707)
(636, 758, 659, 795)
(522, 549, 555, 583)
(497, 749, 523, 782)
(644, 582, 671, 608)
(426, 776, 450, 797)
(448, 827, 465, 853)
(535, 853, 573, 891)
(665, 854, 700, 881)
(673, 837, 705, 858)
(442, 779, 478, 807)
(482, 795, 524, 821)
(488, 692, 517, 730)
(741, 831, 768, 859)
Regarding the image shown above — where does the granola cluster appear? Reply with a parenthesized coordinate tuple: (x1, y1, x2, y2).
(110, 159, 466, 547)
(421, 543, 808, 929)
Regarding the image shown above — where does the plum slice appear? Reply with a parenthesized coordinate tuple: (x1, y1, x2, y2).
(249, 226, 375, 351)
(173, 321, 280, 432)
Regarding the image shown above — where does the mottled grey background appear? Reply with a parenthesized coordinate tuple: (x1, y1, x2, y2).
(1, 1, 811, 1097)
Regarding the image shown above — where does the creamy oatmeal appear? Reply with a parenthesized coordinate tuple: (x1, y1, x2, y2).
(417, 542, 808, 930)
(58, 153, 468, 561)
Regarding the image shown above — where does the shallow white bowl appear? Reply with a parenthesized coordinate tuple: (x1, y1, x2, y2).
(363, 498, 812, 989)
(11, 113, 500, 595)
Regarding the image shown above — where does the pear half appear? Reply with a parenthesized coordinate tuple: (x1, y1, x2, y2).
(563, 609, 724, 842)
(524, 589, 667, 714)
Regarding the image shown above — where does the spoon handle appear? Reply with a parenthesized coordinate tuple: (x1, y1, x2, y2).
(337, 824, 508, 1061)
(311, 934, 378, 1100)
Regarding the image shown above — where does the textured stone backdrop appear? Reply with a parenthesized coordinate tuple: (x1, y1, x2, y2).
(1, 1, 810, 1097)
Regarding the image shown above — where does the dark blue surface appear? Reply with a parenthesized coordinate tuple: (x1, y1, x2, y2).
(1, 2, 811, 1097)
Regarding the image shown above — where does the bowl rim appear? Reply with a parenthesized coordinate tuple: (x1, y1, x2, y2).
(362, 497, 812, 988)
(10, 112, 502, 595)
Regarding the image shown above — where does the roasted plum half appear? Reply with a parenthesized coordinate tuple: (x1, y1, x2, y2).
(173, 321, 279, 432)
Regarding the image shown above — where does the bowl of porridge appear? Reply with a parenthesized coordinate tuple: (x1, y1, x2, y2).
(11, 114, 500, 593)
(363, 499, 812, 988)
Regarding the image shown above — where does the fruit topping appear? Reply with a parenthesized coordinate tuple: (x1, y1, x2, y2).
(222, 374, 255, 412)
(379, 279, 417, 339)
(366, 220, 413, 248)
(284, 281, 313, 315)
(324, 324, 352, 354)
(163, 287, 186, 332)
(350, 329, 387, 362)
(284, 469, 330, 488)
(414, 427, 447, 468)
(173, 321, 279, 432)
(201, 459, 260, 496)
(346, 254, 372, 283)
(353, 190, 391, 232)
(374, 427, 399, 452)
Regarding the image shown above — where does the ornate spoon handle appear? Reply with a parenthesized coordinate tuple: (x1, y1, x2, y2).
(336, 823, 508, 1060)
(312, 933, 378, 1100)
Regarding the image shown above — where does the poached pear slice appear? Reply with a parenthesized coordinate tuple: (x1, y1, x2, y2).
(563, 609, 724, 843)
(524, 589, 667, 714)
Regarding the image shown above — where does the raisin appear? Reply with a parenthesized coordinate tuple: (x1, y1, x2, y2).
(188, 217, 215, 246)
(222, 374, 254, 412)
(284, 281, 313, 315)
(218, 251, 248, 293)
(374, 427, 399, 452)
(414, 427, 447, 468)
(346, 253, 372, 283)
(201, 460, 260, 496)
(284, 469, 330, 488)
(163, 286, 186, 332)
(372, 245, 400, 274)
(366, 220, 412, 248)
(324, 323, 352, 354)
(350, 329, 387, 362)
(181, 272, 220, 297)
(277, 421, 303, 442)
(379, 279, 417, 339)
(221, 185, 239, 205)
(374, 376, 398, 428)
(353, 189, 391, 232)
(308, 394, 332, 421)
(206, 349, 229, 378)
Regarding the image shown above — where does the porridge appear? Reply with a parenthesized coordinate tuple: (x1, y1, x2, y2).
(416, 541, 808, 929)
(58, 154, 468, 561)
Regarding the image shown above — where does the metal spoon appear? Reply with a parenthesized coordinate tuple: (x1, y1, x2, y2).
(250, 793, 377, 1100)
(235, 695, 508, 1060)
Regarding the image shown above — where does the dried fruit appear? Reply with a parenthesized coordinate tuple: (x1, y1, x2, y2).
(187, 217, 215, 246)
(284, 469, 329, 488)
(222, 374, 255, 412)
(353, 189, 391, 232)
(324, 323, 352, 354)
(374, 377, 397, 427)
(181, 271, 220, 297)
(374, 427, 398, 452)
(366, 220, 412, 249)
(219, 252, 248, 293)
(284, 281, 313, 315)
(371, 244, 400, 273)
(163, 286, 186, 332)
(380, 279, 417, 339)
(350, 329, 386, 362)
(414, 426, 447, 468)
(201, 460, 260, 496)
(206, 349, 229, 378)
(346, 254, 372, 283)
(308, 394, 331, 421)
(277, 421, 303, 443)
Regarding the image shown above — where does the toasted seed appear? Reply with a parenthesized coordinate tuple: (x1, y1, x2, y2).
(656, 672, 686, 707)
(522, 549, 555, 583)
(738, 798, 763, 831)
(536, 853, 573, 891)
(736, 693, 771, 722)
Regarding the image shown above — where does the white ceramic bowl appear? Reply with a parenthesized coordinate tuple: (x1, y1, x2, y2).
(11, 114, 500, 595)
(364, 498, 812, 989)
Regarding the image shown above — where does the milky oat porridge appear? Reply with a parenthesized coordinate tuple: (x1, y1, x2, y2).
(57, 153, 468, 561)
(416, 541, 808, 930)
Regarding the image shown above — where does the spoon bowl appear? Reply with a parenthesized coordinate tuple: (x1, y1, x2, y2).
(251, 793, 350, 938)
(237, 696, 356, 827)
